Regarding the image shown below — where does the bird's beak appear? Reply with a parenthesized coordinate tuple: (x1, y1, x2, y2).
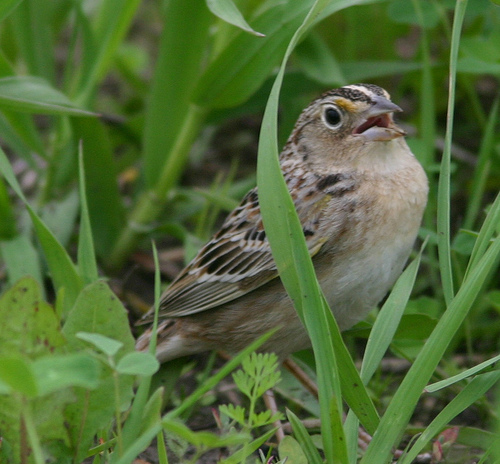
(353, 95, 406, 142)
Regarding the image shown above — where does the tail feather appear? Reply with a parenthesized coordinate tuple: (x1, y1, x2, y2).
(135, 319, 207, 363)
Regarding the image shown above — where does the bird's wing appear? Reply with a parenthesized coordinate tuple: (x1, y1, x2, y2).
(143, 184, 334, 321)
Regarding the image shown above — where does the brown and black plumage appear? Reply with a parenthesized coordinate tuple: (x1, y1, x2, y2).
(136, 84, 428, 362)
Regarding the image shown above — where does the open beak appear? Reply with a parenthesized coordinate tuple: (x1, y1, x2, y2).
(353, 95, 406, 142)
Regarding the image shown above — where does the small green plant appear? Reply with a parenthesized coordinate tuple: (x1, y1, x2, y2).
(217, 352, 283, 462)
(220, 352, 283, 433)
(0, 277, 160, 464)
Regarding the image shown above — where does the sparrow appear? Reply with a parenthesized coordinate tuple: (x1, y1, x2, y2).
(136, 84, 428, 362)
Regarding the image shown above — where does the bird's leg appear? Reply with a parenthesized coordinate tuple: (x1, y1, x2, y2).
(263, 389, 285, 443)
(283, 358, 319, 397)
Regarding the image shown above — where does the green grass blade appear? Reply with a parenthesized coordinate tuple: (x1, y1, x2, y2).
(76, 0, 142, 105)
(463, 97, 499, 230)
(112, 423, 163, 464)
(399, 370, 500, 464)
(0, 234, 44, 292)
(220, 428, 277, 464)
(295, 31, 346, 85)
(0, 76, 96, 116)
(345, 246, 424, 457)
(142, 0, 211, 187)
(257, 0, 375, 461)
(361, 234, 500, 462)
(206, 0, 265, 36)
(465, 191, 500, 280)
(9, 0, 54, 82)
(193, 1, 313, 109)
(426, 354, 500, 393)
(77, 142, 98, 284)
(0, 110, 46, 158)
(0, 146, 83, 312)
(286, 409, 324, 464)
(327, 299, 379, 435)
(0, 176, 16, 239)
(437, 0, 469, 305)
(72, 117, 125, 257)
(361, 244, 425, 382)
(118, 242, 161, 450)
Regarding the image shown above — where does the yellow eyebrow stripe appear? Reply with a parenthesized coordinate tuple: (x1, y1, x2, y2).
(334, 97, 358, 112)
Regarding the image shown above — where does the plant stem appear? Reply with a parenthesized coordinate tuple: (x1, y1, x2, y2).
(21, 397, 44, 464)
(437, 0, 469, 306)
(113, 368, 123, 456)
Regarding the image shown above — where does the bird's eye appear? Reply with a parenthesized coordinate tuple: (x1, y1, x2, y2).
(323, 106, 342, 128)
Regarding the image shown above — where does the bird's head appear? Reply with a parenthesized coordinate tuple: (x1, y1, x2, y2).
(287, 84, 407, 170)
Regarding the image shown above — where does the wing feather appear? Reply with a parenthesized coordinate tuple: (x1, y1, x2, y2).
(141, 168, 356, 322)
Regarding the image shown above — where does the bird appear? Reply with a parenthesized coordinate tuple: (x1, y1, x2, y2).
(136, 83, 428, 363)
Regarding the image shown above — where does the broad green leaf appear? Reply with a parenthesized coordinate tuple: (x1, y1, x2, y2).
(0, 277, 65, 358)
(76, 332, 123, 357)
(0, 76, 95, 116)
(63, 281, 135, 462)
(116, 352, 160, 376)
(278, 435, 308, 464)
(29, 210, 83, 313)
(64, 282, 134, 354)
(206, 0, 264, 36)
(0, 277, 73, 461)
(0, 356, 38, 397)
(285, 409, 323, 464)
(32, 353, 101, 395)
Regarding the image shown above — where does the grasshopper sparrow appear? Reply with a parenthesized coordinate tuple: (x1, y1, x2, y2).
(136, 84, 428, 361)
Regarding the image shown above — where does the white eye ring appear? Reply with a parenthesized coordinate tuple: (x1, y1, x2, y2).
(322, 105, 343, 129)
